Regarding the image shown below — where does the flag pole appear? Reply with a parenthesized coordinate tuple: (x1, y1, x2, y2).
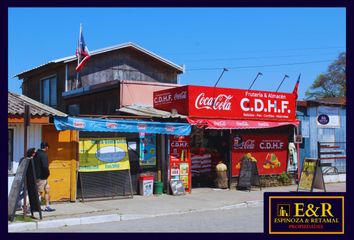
(76, 24, 82, 89)
(294, 73, 301, 182)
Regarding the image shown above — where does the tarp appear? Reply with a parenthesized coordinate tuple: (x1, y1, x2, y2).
(54, 116, 191, 136)
(187, 117, 299, 129)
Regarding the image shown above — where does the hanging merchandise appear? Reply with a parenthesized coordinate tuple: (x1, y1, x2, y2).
(169, 135, 191, 192)
(287, 142, 298, 173)
(139, 133, 157, 167)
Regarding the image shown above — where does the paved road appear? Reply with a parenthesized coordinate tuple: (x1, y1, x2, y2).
(29, 206, 263, 232)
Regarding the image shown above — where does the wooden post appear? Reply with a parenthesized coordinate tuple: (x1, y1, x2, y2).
(23, 104, 30, 218)
(70, 130, 78, 202)
(297, 143, 301, 181)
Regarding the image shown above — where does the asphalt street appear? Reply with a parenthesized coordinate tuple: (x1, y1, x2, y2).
(27, 206, 263, 232)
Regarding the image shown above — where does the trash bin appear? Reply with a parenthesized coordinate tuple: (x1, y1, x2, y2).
(154, 181, 163, 195)
(139, 175, 154, 196)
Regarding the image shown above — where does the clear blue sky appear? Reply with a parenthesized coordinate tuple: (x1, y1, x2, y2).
(8, 8, 345, 100)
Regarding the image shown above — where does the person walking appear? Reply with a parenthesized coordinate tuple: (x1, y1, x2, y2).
(34, 141, 55, 212)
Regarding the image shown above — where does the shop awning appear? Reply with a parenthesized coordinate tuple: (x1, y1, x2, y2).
(187, 117, 299, 129)
(54, 116, 191, 135)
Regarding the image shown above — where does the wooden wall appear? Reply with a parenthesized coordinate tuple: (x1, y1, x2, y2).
(22, 64, 66, 112)
(66, 48, 179, 90)
(21, 47, 180, 115)
(64, 85, 120, 115)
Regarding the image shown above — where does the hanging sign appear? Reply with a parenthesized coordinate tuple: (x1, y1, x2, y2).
(79, 138, 130, 172)
(232, 134, 288, 176)
(139, 133, 157, 166)
(154, 85, 296, 121)
(169, 135, 191, 192)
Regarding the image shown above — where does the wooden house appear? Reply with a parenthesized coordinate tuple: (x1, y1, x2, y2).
(297, 97, 346, 183)
(16, 42, 184, 115)
(15, 42, 185, 198)
(8, 91, 78, 201)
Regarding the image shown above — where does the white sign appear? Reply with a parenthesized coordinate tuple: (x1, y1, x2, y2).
(317, 106, 340, 128)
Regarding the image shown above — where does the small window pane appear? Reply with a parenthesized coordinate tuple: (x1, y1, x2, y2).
(42, 79, 50, 105)
(50, 77, 57, 106)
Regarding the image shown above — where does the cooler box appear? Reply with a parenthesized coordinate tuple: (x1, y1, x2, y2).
(139, 175, 154, 196)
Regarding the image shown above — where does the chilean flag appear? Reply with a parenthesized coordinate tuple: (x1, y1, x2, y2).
(293, 74, 301, 100)
(76, 24, 90, 72)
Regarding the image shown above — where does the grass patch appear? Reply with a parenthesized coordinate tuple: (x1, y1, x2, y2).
(14, 215, 35, 222)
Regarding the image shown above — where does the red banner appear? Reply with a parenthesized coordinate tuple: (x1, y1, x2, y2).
(169, 135, 191, 192)
(231, 134, 288, 176)
(187, 118, 299, 129)
(154, 85, 296, 121)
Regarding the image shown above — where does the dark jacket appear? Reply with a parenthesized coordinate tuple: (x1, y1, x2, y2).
(34, 149, 50, 180)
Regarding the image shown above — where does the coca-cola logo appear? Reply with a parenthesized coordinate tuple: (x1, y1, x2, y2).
(195, 93, 233, 111)
(174, 91, 187, 100)
(236, 121, 249, 127)
(257, 122, 270, 127)
(234, 139, 255, 150)
(213, 121, 226, 127)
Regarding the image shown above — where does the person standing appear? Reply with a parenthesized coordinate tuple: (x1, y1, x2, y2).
(34, 141, 55, 212)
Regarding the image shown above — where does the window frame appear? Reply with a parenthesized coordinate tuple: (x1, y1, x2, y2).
(40, 74, 57, 107)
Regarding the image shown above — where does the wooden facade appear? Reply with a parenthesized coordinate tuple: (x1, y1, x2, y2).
(19, 45, 182, 116)
(15, 44, 184, 199)
(297, 100, 346, 167)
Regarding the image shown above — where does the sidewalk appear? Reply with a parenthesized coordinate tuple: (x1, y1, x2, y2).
(8, 182, 346, 232)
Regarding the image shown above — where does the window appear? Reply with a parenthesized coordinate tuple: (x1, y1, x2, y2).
(41, 76, 57, 107)
(8, 129, 14, 173)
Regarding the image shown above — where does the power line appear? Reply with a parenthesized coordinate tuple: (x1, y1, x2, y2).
(163, 46, 345, 56)
(187, 59, 333, 71)
(184, 52, 341, 63)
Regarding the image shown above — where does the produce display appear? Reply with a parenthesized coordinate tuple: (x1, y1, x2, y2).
(263, 153, 281, 169)
(235, 153, 257, 169)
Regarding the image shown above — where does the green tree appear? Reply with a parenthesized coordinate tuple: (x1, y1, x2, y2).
(305, 52, 346, 99)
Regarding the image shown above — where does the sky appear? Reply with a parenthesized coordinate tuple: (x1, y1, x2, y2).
(8, 8, 346, 100)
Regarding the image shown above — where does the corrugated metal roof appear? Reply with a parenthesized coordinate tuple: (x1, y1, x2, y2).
(118, 104, 186, 119)
(8, 91, 67, 117)
(15, 42, 184, 78)
(309, 97, 346, 106)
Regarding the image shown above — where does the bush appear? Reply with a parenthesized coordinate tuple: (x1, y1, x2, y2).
(278, 172, 291, 185)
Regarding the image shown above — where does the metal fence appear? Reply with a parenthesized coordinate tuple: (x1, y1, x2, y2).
(77, 170, 133, 201)
(318, 142, 346, 174)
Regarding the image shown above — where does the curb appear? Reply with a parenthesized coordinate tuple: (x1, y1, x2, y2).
(8, 200, 264, 232)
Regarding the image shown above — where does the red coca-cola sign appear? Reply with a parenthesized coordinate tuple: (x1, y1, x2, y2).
(232, 134, 288, 176)
(195, 93, 233, 111)
(153, 85, 296, 121)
